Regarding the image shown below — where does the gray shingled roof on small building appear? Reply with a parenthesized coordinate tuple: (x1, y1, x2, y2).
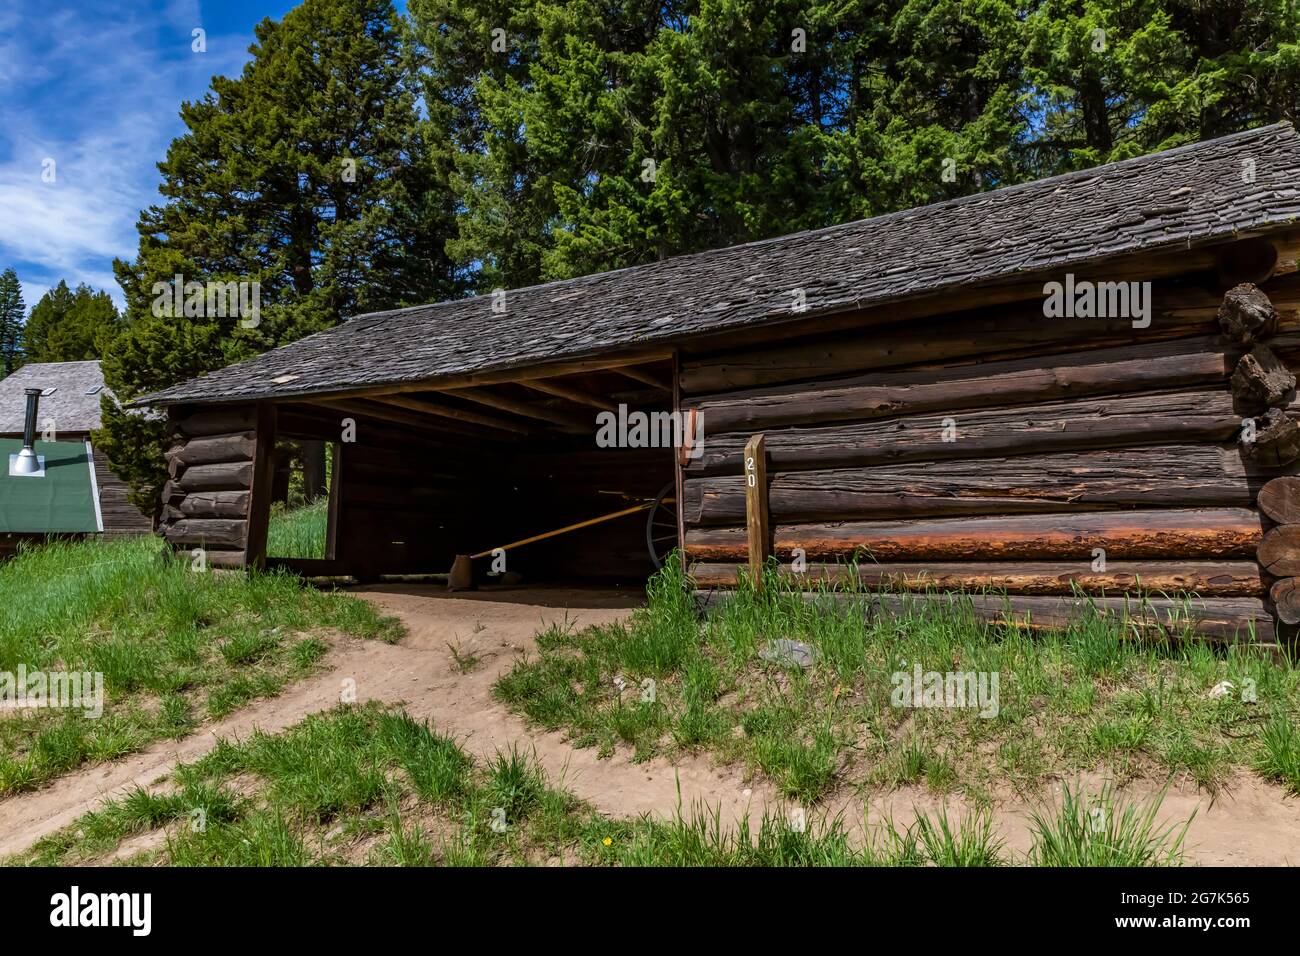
(0, 361, 111, 434)
(139, 122, 1300, 407)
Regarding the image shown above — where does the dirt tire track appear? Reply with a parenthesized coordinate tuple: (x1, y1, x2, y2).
(3, 584, 1299, 864)
(0, 586, 770, 858)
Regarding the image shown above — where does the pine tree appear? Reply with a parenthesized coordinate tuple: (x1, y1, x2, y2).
(0, 268, 24, 378)
(101, 0, 457, 511)
(22, 281, 121, 363)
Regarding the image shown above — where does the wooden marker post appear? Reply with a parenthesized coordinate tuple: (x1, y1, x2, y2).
(744, 433, 771, 588)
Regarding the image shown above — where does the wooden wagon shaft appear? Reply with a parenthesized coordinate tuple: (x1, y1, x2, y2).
(469, 498, 671, 559)
(687, 508, 1264, 562)
(688, 389, 1265, 475)
(689, 560, 1267, 596)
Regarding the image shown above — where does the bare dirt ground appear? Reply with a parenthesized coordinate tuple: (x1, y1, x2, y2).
(2, 583, 1299, 864)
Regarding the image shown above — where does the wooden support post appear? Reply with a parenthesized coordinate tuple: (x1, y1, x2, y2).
(324, 440, 342, 562)
(672, 351, 688, 578)
(744, 433, 770, 588)
(243, 403, 277, 572)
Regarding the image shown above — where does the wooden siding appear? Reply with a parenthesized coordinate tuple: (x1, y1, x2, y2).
(677, 263, 1300, 642)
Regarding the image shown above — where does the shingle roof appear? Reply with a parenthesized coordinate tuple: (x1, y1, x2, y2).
(139, 122, 1300, 407)
(0, 361, 111, 434)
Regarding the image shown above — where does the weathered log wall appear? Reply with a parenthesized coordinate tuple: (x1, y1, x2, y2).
(679, 264, 1300, 641)
(160, 404, 260, 567)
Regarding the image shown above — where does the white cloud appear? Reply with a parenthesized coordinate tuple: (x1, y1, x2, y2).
(0, 1, 253, 308)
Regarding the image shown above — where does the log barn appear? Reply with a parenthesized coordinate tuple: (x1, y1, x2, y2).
(138, 123, 1300, 643)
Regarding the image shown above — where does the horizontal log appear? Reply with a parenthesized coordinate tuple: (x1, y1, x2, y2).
(692, 590, 1275, 643)
(173, 406, 257, 438)
(685, 509, 1265, 562)
(165, 490, 250, 519)
(686, 333, 1281, 432)
(680, 304, 1222, 394)
(689, 561, 1266, 596)
(1257, 476, 1300, 524)
(171, 461, 255, 492)
(163, 518, 248, 549)
(688, 390, 1253, 475)
(166, 432, 256, 472)
(685, 445, 1280, 525)
(680, 271, 1300, 396)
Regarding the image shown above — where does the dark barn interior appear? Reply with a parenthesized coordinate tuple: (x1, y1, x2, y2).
(162, 355, 678, 586)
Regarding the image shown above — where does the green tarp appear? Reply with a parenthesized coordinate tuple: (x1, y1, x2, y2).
(0, 438, 101, 533)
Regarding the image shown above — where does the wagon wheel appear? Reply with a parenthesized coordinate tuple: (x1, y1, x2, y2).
(645, 481, 678, 570)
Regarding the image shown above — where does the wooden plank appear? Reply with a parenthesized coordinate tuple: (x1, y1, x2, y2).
(692, 589, 1275, 643)
(688, 389, 1255, 476)
(521, 378, 617, 412)
(615, 365, 672, 391)
(689, 560, 1266, 596)
(442, 387, 589, 433)
(684, 446, 1282, 525)
(369, 394, 534, 434)
(743, 434, 770, 585)
(685, 508, 1265, 562)
(315, 398, 498, 439)
(243, 403, 277, 571)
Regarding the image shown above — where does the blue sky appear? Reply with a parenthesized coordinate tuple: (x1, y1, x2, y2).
(0, 0, 311, 311)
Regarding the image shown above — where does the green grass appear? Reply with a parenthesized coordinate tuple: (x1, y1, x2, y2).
(12, 703, 1195, 868)
(0, 535, 402, 795)
(493, 557, 1300, 805)
(1027, 783, 1192, 866)
(267, 498, 329, 559)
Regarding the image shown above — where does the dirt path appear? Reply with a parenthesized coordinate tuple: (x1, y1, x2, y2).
(3, 583, 1299, 864)
(0, 585, 768, 858)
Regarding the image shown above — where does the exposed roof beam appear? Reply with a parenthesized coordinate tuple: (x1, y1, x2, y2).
(440, 387, 590, 434)
(301, 348, 676, 405)
(612, 365, 673, 392)
(315, 399, 503, 441)
(369, 394, 534, 435)
(521, 379, 617, 412)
